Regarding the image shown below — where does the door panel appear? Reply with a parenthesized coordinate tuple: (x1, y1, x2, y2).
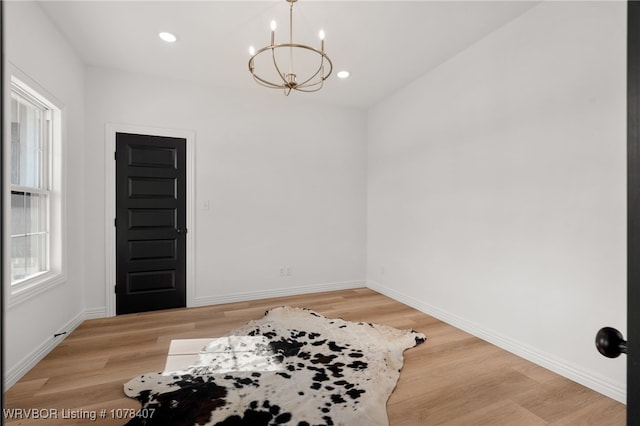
(128, 177, 177, 198)
(116, 133, 187, 315)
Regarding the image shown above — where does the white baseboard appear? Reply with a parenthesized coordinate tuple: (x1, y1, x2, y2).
(4, 310, 85, 389)
(366, 280, 626, 404)
(84, 307, 108, 319)
(12, 280, 621, 405)
(193, 280, 367, 307)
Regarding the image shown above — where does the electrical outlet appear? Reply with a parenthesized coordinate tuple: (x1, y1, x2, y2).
(280, 267, 286, 276)
(285, 266, 292, 276)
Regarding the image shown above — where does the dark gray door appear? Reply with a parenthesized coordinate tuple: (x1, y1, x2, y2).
(629, 2, 640, 422)
(115, 132, 187, 315)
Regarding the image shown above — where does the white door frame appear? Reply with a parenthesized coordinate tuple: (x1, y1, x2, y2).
(104, 123, 196, 317)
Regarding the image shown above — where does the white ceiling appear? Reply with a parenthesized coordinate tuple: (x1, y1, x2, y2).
(37, 0, 539, 109)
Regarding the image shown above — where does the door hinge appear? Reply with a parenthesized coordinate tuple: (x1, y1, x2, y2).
(114, 151, 117, 160)
(114, 218, 117, 227)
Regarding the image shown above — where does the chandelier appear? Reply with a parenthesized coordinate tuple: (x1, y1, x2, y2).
(248, 0, 333, 95)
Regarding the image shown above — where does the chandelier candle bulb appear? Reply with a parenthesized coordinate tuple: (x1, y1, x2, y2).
(319, 30, 325, 52)
(271, 20, 277, 45)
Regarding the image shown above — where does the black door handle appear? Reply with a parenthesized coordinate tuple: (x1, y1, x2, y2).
(595, 327, 627, 358)
(176, 228, 188, 234)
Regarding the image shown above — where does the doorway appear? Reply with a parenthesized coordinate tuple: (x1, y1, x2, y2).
(115, 132, 186, 314)
(105, 124, 196, 316)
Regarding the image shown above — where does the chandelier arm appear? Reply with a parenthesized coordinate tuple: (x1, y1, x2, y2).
(250, 66, 287, 89)
(295, 64, 323, 89)
(249, 57, 279, 88)
(249, 46, 289, 88)
(275, 43, 333, 89)
(297, 78, 323, 91)
(252, 74, 283, 89)
(295, 75, 326, 91)
(270, 47, 291, 86)
(294, 83, 323, 93)
(250, 60, 285, 89)
(295, 54, 333, 90)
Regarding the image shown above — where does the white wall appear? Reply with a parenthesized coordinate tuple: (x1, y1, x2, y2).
(5, 0, 628, 405)
(367, 1, 627, 402)
(4, 1, 86, 384)
(84, 67, 367, 311)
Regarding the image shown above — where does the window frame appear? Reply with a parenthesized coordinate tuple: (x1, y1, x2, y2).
(4, 69, 66, 307)
(10, 85, 51, 284)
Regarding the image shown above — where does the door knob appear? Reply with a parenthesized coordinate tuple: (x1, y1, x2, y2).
(595, 327, 627, 358)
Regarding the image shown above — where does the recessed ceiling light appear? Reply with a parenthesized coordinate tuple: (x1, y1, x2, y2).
(159, 32, 177, 43)
(337, 70, 350, 79)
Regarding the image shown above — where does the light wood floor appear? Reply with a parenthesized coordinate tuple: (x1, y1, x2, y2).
(3, 288, 625, 425)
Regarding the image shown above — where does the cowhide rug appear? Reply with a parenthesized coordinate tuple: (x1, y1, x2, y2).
(123, 306, 426, 426)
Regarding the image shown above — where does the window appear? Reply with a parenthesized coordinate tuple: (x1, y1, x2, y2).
(7, 75, 64, 302)
(11, 88, 50, 283)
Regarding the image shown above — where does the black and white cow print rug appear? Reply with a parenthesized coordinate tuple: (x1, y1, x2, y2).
(123, 306, 426, 426)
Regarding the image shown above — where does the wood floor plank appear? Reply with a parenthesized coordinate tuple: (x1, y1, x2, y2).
(547, 397, 627, 425)
(439, 400, 547, 426)
(3, 288, 625, 425)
